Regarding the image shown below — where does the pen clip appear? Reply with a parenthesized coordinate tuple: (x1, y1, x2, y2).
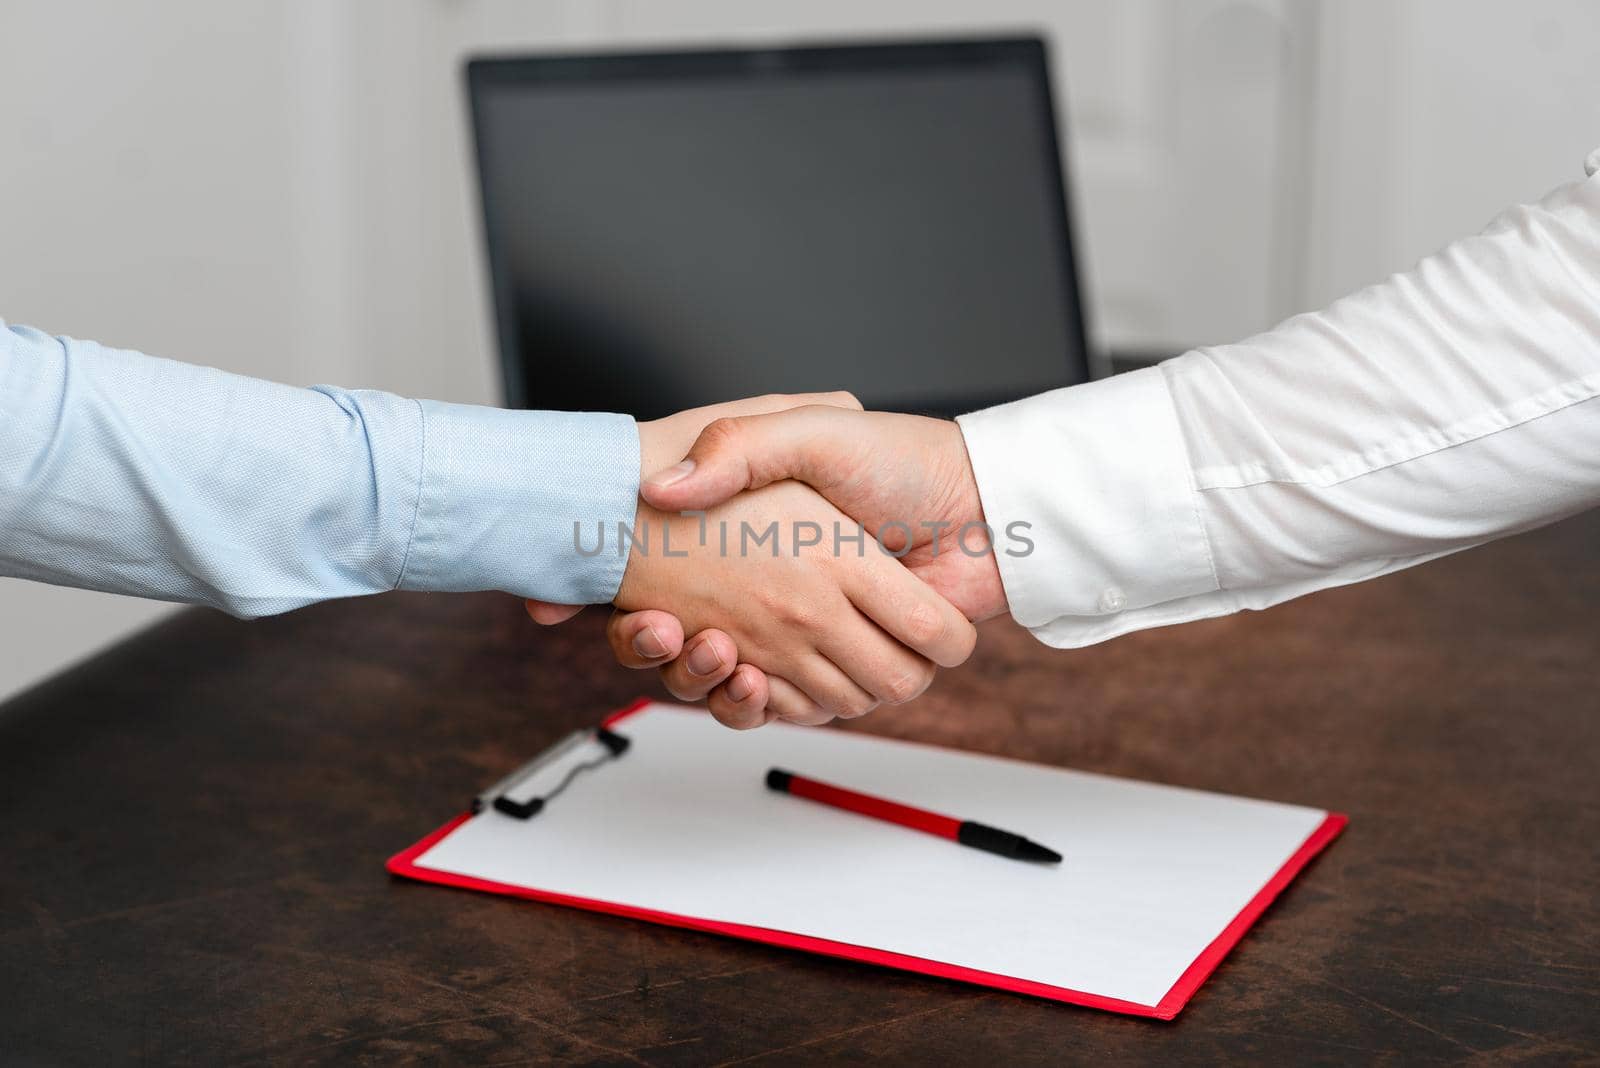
(470, 725, 631, 820)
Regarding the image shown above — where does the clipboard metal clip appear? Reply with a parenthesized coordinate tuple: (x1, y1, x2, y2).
(470, 726, 631, 820)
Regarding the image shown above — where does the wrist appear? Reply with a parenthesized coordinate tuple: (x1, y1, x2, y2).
(623, 422, 675, 607)
(636, 418, 672, 485)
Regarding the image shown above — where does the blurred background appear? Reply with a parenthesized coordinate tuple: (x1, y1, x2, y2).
(2, 0, 1597, 700)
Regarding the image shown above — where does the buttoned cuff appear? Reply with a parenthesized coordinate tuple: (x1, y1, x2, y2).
(956, 368, 1219, 646)
(398, 402, 639, 604)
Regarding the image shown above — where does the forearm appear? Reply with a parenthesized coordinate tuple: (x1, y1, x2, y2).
(960, 154, 1600, 647)
(0, 324, 637, 617)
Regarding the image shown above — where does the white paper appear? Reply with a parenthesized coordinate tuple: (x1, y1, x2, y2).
(417, 703, 1328, 1008)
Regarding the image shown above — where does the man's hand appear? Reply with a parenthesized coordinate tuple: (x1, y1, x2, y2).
(624, 406, 1011, 723)
(644, 406, 1008, 621)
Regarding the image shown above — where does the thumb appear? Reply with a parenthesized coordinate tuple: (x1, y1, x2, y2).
(640, 405, 843, 511)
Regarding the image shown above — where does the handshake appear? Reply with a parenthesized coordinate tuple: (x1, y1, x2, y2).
(528, 393, 1015, 730)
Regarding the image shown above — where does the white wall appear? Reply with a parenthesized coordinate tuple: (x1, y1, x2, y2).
(1302, 0, 1600, 311)
(0, 2, 349, 697)
(2, 0, 1597, 700)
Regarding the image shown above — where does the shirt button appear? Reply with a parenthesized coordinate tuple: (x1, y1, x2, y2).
(1098, 587, 1127, 613)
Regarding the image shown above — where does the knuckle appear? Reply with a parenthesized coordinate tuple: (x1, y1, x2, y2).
(774, 597, 824, 633)
(881, 662, 935, 705)
(832, 690, 878, 720)
(776, 690, 829, 724)
(698, 416, 744, 453)
(902, 600, 948, 651)
(827, 390, 864, 410)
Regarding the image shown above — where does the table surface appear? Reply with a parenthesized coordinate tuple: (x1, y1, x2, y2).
(2, 512, 1598, 1066)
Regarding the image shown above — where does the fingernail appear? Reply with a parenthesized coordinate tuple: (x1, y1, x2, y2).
(645, 459, 695, 491)
(726, 670, 754, 703)
(633, 626, 669, 660)
(686, 638, 724, 677)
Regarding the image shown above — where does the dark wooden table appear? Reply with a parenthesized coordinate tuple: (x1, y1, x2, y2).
(2, 512, 1598, 1065)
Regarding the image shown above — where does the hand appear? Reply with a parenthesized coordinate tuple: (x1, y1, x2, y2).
(524, 391, 863, 643)
(624, 407, 1011, 719)
(524, 393, 979, 724)
(525, 389, 862, 623)
(645, 406, 1008, 620)
(614, 479, 976, 726)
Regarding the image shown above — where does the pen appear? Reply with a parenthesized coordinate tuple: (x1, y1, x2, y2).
(765, 768, 1062, 864)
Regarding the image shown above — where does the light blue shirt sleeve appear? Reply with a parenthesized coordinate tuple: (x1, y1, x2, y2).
(0, 322, 640, 617)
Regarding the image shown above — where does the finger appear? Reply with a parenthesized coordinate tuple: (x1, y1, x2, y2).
(658, 629, 739, 701)
(839, 556, 978, 669)
(524, 600, 584, 625)
(605, 610, 686, 669)
(764, 674, 838, 727)
(821, 605, 938, 707)
(738, 390, 863, 415)
(706, 664, 772, 729)
(785, 654, 878, 722)
(641, 404, 854, 512)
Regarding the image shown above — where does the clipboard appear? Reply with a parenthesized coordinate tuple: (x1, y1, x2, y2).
(389, 699, 1346, 1019)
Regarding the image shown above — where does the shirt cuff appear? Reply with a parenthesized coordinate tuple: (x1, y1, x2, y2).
(956, 367, 1219, 646)
(398, 402, 639, 604)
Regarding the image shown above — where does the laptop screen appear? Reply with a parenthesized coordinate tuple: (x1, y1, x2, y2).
(469, 39, 1089, 419)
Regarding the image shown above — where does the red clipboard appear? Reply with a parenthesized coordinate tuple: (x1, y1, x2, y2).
(388, 698, 1346, 1020)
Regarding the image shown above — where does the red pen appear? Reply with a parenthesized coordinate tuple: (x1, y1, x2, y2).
(765, 768, 1062, 864)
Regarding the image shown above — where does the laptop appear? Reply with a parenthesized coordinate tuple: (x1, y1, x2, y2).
(466, 37, 1090, 420)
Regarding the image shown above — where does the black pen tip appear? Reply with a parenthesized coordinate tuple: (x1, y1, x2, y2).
(1018, 839, 1063, 864)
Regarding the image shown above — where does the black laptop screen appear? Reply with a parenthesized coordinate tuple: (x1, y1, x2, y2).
(470, 41, 1088, 418)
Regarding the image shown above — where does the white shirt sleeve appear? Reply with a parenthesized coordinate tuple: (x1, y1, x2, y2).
(957, 148, 1600, 648)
